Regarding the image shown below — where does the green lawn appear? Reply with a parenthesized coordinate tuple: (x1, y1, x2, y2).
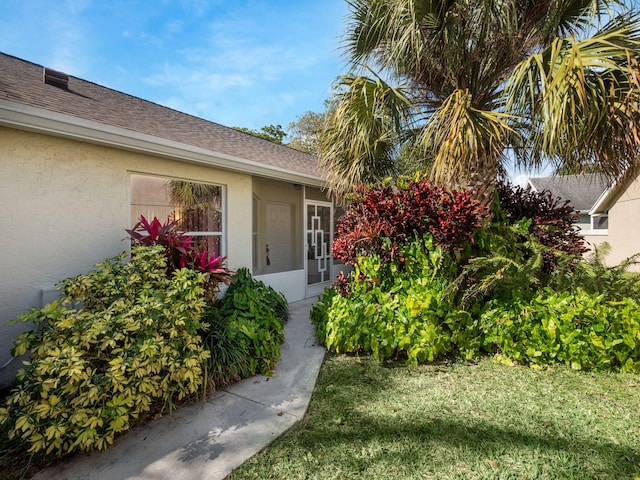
(231, 355, 640, 480)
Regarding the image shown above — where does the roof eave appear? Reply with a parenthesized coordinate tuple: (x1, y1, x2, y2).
(525, 179, 539, 192)
(0, 99, 325, 187)
(590, 185, 616, 215)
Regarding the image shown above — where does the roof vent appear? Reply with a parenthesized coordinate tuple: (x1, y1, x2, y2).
(43, 67, 69, 89)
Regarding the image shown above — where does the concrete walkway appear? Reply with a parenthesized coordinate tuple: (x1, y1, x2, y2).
(33, 297, 325, 480)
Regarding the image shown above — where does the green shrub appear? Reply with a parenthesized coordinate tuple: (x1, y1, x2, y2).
(200, 306, 250, 389)
(449, 218, 549, 308)
(320, 177, 640, 373)
(317, 235, 457, 364)
(310, 287, 338, 344)
(550, 242, 640, 301)
(496, 181, 587, 276)
(0, 247, 210, 456)
(316, 230, 640, 372)
(479, 288, 640, 371)
(202, 268, 287, 377)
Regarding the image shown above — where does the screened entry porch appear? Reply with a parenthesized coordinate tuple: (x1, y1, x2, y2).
(252, 177, 344, 301)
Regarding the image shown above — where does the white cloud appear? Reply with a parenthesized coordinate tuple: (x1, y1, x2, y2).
(41, 9, 91, 75)
(64, 0, 92, 14)
(138, 32, 164, 48)
(165, 19, 185, 34)
(180, 0, 217, 17)
(145, 62, 253, 90)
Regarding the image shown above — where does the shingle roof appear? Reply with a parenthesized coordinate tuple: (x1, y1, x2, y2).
(527, 173, 609, 211)
(0, 52, 321, 178)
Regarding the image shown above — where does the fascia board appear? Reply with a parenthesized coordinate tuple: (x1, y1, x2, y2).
(0, 99, 324, 187)
(589, 184, 617, 215)
(525, 178, 538, 192)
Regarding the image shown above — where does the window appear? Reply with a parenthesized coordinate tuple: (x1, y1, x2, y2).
(130, 174, 225, 255)
(591, 213, 608, 231)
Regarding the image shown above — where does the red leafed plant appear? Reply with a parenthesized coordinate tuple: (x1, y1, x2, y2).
(192, 250, 228, 274)
(333, 178, 488, 266)
(127, 216, 193, 269)
(495, 181, 587, 274)
(127, 215, 232, 301)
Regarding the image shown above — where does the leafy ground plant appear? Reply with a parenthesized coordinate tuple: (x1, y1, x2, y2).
(479, 288, 640, 371)
(0, 259, 290, 479)
(231, 355, 640, 480)
(318, 235, 456, 363)
(202, 268, 287, 379)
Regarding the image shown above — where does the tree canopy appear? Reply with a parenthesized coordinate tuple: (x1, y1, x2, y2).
(321, 0, 640, 197)
(232, 124, 288, 144)
(287, 110, 327, 155)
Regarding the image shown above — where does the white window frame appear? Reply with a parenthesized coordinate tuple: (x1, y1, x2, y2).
(591, 213, 608, 233)
(581, 212, 608, 236)
(129, 173, 227, 256)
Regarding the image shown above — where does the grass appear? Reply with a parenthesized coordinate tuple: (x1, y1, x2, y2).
(231, 355, 640, 480)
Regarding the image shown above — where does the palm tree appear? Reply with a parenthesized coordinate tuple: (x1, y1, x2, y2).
(321, 0, 640, 198)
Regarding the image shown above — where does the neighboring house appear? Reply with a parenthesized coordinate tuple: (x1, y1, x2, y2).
(526, 174, 610, 235)
(585, 171, 640, 266)
(0, 53, 341, 385)
(526, 173, 640, 267)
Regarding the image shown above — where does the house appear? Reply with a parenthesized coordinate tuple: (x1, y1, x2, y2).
(0, 52, 340, 386)
(526, 173, 640, 266)
(526, 173, 610, 235)
(585, 171, 640, 266)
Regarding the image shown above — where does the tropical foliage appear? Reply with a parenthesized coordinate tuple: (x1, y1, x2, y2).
(479, 289, 640, 371)
(548, 241, 640, 300)
(313, 178, 640, 371)
(321, 0, 640, 197)
(127, 215, 231, 302)
(332, 176, 487, 266)
(496, 181, 587, 258)
(1, 237, 287, 465)
(0, 247, 210, 456)
(202, 268, 288, 383)
(315, 236, 457, 364)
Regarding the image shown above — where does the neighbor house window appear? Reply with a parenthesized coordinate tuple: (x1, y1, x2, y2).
(591, 213, 608, 232)
(130, 174, 225, 255)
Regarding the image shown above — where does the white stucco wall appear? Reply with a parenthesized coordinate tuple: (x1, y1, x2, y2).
(0, 127, 253, 385)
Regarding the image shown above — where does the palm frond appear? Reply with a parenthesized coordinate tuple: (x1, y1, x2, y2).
(320, 72, 415, 197)
(543, 0, 622, 38)
(419, 88, 515, 187)
(169, 181, 221, 210)
(505, 12, 640, 178)
(344, 0, 445, 78)
(325, 0, 640, 194)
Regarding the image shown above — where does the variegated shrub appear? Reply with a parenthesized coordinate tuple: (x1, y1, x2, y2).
(0, 246, 210, 455)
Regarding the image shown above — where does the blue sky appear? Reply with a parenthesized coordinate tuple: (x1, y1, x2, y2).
(0, 0, 349, 130)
